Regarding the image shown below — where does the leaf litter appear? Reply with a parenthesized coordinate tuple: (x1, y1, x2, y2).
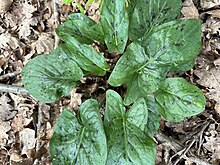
(0, 0, 220, 164)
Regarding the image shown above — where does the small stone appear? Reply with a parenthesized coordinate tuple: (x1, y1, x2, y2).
(0, 0, 12, 14)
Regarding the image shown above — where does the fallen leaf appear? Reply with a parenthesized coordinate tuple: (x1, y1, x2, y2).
(204, 125, 220, 162)
(18, 18, 38, 39)
(31, 33, 54, 54)
(182, 0, 199, 19)
(0, 94, 17, 120)
(214, 103, 220, 115)
(0, 32, 20, 50)
(200, 0, 220, 9)
(195, 66, 220, 102)
(19, 128, 36, 157)
(0, 0, 12, 14)
(0, 147, 8, 164)
(0, 119, 11, 146)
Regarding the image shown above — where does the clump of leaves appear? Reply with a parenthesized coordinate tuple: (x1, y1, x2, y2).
(22, 0, 206, 164)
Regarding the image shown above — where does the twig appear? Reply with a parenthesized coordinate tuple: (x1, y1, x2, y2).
(0, 83, 28, 94)
(198, 121, 210, 155)
(155, 131, 183, 151)
(0, 71, 20, 81)
(52, 0, 60, 48)
(155, 130, 211, 165)
(172, 138, 196, 165)
(36, 102, 43, 152)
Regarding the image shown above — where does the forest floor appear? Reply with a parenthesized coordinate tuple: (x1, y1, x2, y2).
(0, 0, 220, 164)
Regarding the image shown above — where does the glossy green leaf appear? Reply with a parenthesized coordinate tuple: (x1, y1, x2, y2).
(144, 96, 162, 137)
(128, 0, 182, 41)
(50, 99, 107, 165)
(109, 19, 202, 104)
(124, 67, 166, 105)
(108, 42, 147, 86)
(22, 53, 83, 103)
(55, 44, 108, 76)
(140, 19, 202, 71)
(155, 78, 206, 122)
(101, 0, 129, 53)
(104, 90, 156, 165)
(57, 36, 110, 76)
(56, 13, 104, 44)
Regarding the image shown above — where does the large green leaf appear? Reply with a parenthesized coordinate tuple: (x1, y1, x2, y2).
(109, 19, 202, 104)
(104, 90, 156, 165)
(128, 0, 182, 41)
(155, 78, 206, 122)
(57, 35, 110, 76)
(50, 99, 107, 164)
(140, 19, 202, 71)
(101, 0, 129, 54)
(22, 53, 83, 103)
(56, 13, 104, 44)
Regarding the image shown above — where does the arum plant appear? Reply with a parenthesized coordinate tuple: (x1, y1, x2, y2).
(22, 0, 206, 164)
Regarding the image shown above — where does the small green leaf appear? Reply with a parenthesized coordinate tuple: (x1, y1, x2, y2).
(104, 90, 156, 165)
(63, 0, 75, 4)
(58, 36, 110, 76)
(50, 99, 107, 164)
(144, 96, 162, 137)
(128, 0, 182, 41)
(56, 13, 104, 44)
(101, 0, 129, 53)
(109, 42, 147, 86)
(155, 78, 206, 122)
(124, 67, 166, 105)
(22, 53, 83, 103)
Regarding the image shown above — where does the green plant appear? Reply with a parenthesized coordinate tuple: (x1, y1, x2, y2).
(22, 0, 206, 164)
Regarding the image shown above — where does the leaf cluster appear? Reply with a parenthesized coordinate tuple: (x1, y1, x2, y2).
(22, 0, 206, 164)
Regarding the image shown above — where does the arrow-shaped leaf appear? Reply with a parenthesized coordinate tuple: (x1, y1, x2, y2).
(104, 90, 156, 165)
(22, 52, 83, 103)
(109, 19, 202, 105)
(50, 99, 107, 164)
(155, 78, 206, 122)
(128, 0, 182, 41)
(101, 0, 129, 54)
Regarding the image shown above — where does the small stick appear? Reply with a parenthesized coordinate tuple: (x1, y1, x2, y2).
(36, 102, 43, 152)
(0, 83, 28, 94)
(52, 0, 60, 48)
(155, 130, 211, 165)
(0, 71, 20, 81)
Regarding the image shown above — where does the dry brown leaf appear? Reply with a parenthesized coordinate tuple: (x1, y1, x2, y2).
(70, 89, 82, 109)
(21, 0, 37, 19)
(0, 32, 20, 50)
(0, 147, 8, 164)
(195, 66, 220, 102)
(200, 0, 220, 9)
(0, 119, 11, 146)
(204, 125, 220, 162)
(19, 128, 36, 157)
(18, 18, 38, 39)
(32, 33, 55, 54)
(0, 94, 17, 120)
(182, 0, 199, 19)
(11, 112, 33, 133)
(0, 0, 12, 14)
(10, 151, 23, 163)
